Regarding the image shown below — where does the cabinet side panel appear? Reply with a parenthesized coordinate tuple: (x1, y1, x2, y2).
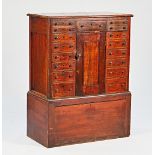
(27, 92, 49, 147)
(29, 17, 49, 95)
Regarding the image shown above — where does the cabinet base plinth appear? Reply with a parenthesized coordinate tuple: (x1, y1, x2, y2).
(27, 91, 131, 148)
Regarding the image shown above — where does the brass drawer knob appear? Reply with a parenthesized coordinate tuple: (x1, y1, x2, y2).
(54, 64, 58, 69)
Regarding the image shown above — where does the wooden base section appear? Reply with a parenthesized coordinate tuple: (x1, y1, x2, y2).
(27, 91, 131, 148)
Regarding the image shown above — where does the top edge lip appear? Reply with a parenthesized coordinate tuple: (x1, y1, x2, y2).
(27, 12, 134, 18)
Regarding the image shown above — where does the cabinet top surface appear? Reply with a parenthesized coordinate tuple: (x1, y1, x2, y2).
(27, 12, 133, 18)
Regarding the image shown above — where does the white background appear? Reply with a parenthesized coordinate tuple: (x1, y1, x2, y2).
(2, 0, 152, 154)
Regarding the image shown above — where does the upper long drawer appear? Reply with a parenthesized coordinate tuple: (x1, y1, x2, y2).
(77, 21, 106, 32)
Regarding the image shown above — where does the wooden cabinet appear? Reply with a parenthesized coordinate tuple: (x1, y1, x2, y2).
(27, 12, 133, 147)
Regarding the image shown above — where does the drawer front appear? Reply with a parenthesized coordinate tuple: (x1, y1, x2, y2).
(107, 25, 128, 31)
(106, 40, 127, 49)
(106, 78, 128, 93)
(107, 20, 128, 25)
(52, 43, 76, 53)
(52, 20, 75, 26)
(106, 68, 128, 78)
(106, 58, 127, 67)
(52, 53, 75, 62)
(106, 49, 127, 58)
(107, 19, 128, 31)
(77, 21, 106, 31)
(106, 32, 128, 40)
(52, 27, 76, 33)
(52, 61, 75, 71)
(51, 83, 75, 98)
(49, 97, 131, 145)
(52, 71, 75, 83)
(52, 33, 76, 42)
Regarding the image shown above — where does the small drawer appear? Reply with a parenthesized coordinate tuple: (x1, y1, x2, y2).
(77, 21, 106, 31)
(106, 78, 128, 93)
(52, 71, 75, 83)
(106, 58, 127, 67)
(52, 20, 75, 26)
(107, 20, 128, 25)
(106, 68, 128, 78)
(107, 25, 128, 31)
(52, 27, 76, 33)
(52, 33, 76, 42)
(52, 61, 75, 71)
(106, 40, 127, 49)
(52, 53, 75, 62)
(106, 32, 128, 40)
(51, 83, 75, 98)
(52, 43, 76, 53)
(106, 49, 127, 58)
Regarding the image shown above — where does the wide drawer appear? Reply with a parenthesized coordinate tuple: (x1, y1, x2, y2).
(52, 53, 75, 62)
(105, 78, 128, 93)
(52, 61, 75, 71)
(106, 67, 128, 78)
(52, 27, 76, 33)
(52, 43, 76, 53)
(51, 83, 75, 98)
(49, 96, 131, 145)
(52, 19, 75, 26)
(106, 49, 127, 58)
(52, 33, 76, 42)
(77, 21, 106, 31)
(106, 58, 127, 68)
(106, 40, 128, 49)
(52, 71, 75, 83)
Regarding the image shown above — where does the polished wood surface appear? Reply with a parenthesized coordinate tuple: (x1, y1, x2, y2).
(27, 13, 133, 147)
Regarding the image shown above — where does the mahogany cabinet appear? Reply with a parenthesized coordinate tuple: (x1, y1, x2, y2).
(27, 12, 133, 147)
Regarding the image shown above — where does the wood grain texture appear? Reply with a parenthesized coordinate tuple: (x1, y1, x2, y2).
(27, 92, 49, 147)
(29, 17, 50, 96)
(27, 14, 133, 147)
(76, 32, 105, 95)
(27, 91, 131, 147)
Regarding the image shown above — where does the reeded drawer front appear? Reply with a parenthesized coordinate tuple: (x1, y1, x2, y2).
(52, 61, 75, 71)
(52, 53, 75, 62)
(77, 21, 106, 31)
(106, 78, 127, 93)
(52, 43, 76, 52)
(106, 40, 127, 49)
(106, 58, 127, 67)
(106, 49, 127, 58)
(106, 68, 128, 78)
(52, 71, 75, 83)
(106, 32, 128, 40)
(51, 83, 75, 98)
(52, 33, 76, 42)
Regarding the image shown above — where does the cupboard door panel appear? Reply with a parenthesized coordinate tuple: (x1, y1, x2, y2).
(76, 32, 105, 95)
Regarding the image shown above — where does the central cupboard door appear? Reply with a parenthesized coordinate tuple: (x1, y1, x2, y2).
(76, 32, 106, 96)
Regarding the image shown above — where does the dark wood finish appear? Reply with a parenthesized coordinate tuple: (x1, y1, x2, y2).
(76, 32, 105, 95)
(27, 13, 133, 147)
(27, 91, 131, 147)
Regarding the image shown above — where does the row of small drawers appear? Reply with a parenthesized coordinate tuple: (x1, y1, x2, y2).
(51, 19, 128, 32)
(51, 22, 76, 98)
(106, 31, 129, 93)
